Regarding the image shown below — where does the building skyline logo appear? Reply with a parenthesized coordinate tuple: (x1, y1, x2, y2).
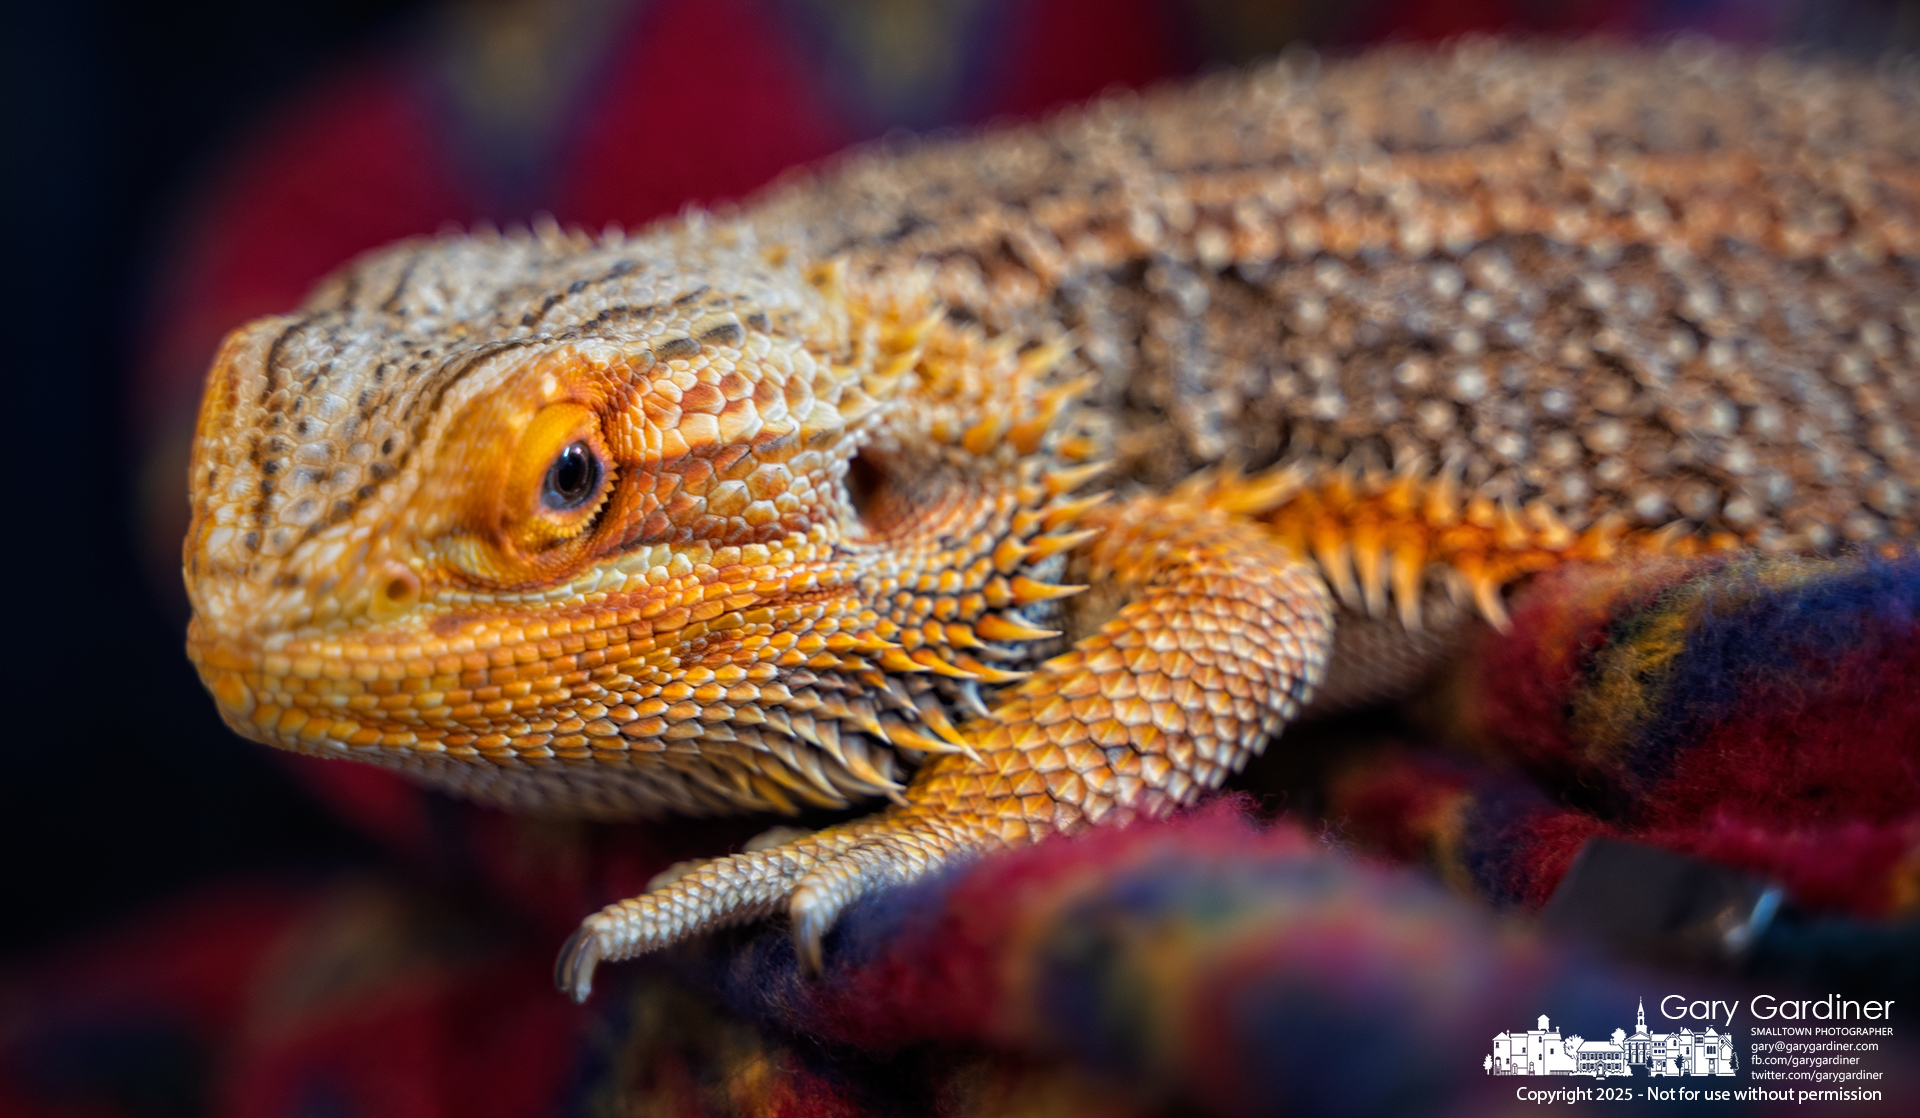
(1487, 999, 1739, 1078)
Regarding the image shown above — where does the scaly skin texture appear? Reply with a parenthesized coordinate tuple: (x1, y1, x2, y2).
(184, 42, 1920, 1000)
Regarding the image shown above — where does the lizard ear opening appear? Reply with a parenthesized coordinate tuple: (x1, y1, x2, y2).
(846, 449, 884, 525)
(843, 447, 918, 539)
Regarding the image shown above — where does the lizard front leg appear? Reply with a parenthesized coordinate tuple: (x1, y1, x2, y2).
(557, 491, 1335, 1000)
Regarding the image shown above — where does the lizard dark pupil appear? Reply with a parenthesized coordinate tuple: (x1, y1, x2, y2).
(542, 443, 600, 510)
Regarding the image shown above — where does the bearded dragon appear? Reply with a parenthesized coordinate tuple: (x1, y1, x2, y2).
(183, 41, 1920, 1002)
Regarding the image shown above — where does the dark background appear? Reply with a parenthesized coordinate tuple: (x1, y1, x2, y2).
(3, 0, 438, 958)
(8, 0, 1920, 966)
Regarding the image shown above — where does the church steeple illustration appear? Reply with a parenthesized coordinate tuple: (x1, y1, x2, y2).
(1488, 997, 1734, 1077)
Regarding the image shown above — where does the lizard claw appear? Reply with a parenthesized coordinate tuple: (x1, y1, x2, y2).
(788, 887, 835, 978)
(555, 925, 602, 1005)
(556, 829, 857, 1001)
(786, 818, 988, 975)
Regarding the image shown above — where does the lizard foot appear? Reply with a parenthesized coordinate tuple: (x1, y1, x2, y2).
(558, 492, 1334, 1000)
(556, 822, 871, 1002)
(557, 806, 990, 1000)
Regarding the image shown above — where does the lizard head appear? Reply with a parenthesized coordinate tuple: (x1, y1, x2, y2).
(183, 221, 1099, 816)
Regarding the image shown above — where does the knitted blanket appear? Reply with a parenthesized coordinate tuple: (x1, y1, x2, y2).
(1335, 552, 1920, 921)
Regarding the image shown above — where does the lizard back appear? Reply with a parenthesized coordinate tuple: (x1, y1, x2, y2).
(753, 39, 1920, 549)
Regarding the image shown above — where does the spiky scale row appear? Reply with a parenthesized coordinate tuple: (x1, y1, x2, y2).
(1174, 455, 1743, 636)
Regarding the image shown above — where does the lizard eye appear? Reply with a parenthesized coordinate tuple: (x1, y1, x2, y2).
(542, 443, 602, 511)
(500, 401, 614, 554)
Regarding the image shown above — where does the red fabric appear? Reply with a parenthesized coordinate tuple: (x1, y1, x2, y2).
(1506, 809, 1615, 910)
(1643, 639, 1920, 833)
(222, 951, 578, 1118)
(555, 0, 856, 228)
(1647, 816, 1920, 918)
(1328, 752, 1477, 864)
(1449, 573, 1603, 775)
(803, 798, 1319, 1051)
(1339, 553, 1920, 917)
(12, 886, 315, 1034)
(1, 877, 589, 1118)
(982, 0, 1192, 120)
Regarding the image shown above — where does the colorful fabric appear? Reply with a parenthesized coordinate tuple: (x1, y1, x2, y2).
(687, 800, 1590, 1117)
(1331, 551, 1920, 917)
(6, 805, 1657, 1118)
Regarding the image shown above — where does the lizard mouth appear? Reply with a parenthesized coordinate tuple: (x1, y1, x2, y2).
(182, 561, 881, 760)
